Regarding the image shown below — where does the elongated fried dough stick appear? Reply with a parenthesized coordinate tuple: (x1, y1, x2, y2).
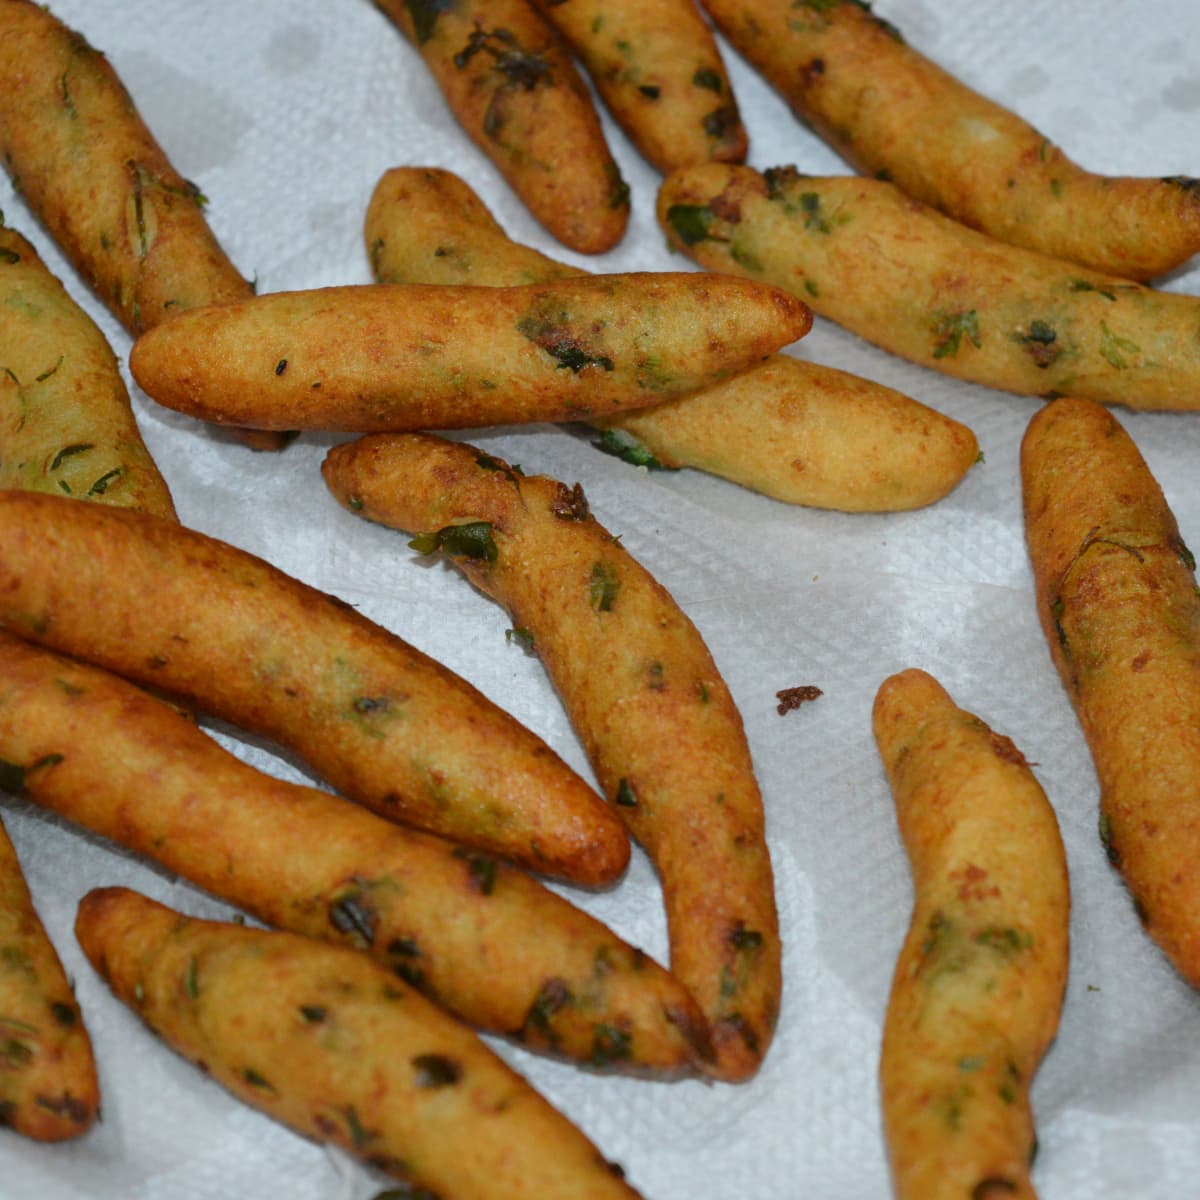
(0, 813, 97, 1141)
(364, 167, 977, 511)
(323, 433, 779, 1081)
(76, 888, 652, 1196)
(529, 0, 745, 171)
(128, 274, 812, 432)
(873, 669, 1068, 1200)
(0, 633, 706, 1073)
(0, 223, 175, 517)
(658, 163, 1200, 411)
(1022, 398, 1200, 983)
(0, 0, 288, 450)
(373, 0, 628, 254)
(699, 0, 1200, 281)
(0, 491, 628, 886)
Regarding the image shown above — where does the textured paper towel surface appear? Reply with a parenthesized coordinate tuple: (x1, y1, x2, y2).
(2, 0, 1200, 1195)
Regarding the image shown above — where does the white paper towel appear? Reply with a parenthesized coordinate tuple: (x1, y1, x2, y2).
(2, 1, 1200, 1195)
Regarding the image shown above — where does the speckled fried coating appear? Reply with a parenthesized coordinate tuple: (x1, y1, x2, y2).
(0, 0, 287, 450)
(530, 0, 745, 172)
(322, 432, 780, 1082)
(364, 167, 977, 511)
(373, 0, 628, 254)
(699, 0, 1200, 281)
(128, 274, 812, 432)
(0, 223, 175, 517)
(0, 812, 97, 1141)
(0, 632, 705, 1074)
(873, 669, 1068, 1200)
(1022, 397, 1200, 985)
(658, 163, 1200, 411)
(0, 490, 629, 887)
(75, 888, 652, 1197)
(0, 0, 251, 331)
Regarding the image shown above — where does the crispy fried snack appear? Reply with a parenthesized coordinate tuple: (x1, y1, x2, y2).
(873, 669, 1069, 1200)
(699, 0, 1200, 280)
(373, 0, 628, 254)
(364, 167, 977, 511)
(76, 888, 650, 1196)
(0, 491, 628, 886)
(0, 812, 98, 1141)
(0, 223, 175, 517)
(1022, 397, 1200, 984)
(322, 433, 780, 1081)
(0, 0, 287, 450)
(128, 274, 812, 432)
(530, 0, 745, 171)
(658, 163, 1200, 411)
(0, 632, 706, 1073)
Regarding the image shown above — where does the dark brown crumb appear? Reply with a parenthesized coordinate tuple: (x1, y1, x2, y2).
(988, 731, 1028, 766)
(776, 685, 823, 715)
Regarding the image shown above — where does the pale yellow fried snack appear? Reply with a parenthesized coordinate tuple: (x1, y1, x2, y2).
(322, 432, 779, 1082)
(365, 167, 977, 511)
(0, 0, 288, 450)
(76, 888, 651, 1196)
(0, 812, 97, 1141)
(374, 0, 628, 254)
(873, 669, 1069, 1200)
(1022, 397, 1200, 984)
(530, 0, 745, 171)
(0, 631, 707, 1074)
(0, 223, 175, 517)
(0, 491, 629, 887)
(128, 274, 812, 432)
(658, 163, 1200, 411)
(699, 0, 1200, 281)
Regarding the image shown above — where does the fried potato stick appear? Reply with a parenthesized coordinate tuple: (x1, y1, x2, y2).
(699, 0, 1200, 281)
(373, 0, 628, 254)
(322, 433, 780, 1082)
(530, 0, 745, 171)
(0, 632, 706, 1074)
(364, 167, 978, 511)
(658, 163, 1200, 411)
(873, 670, 1068, 1200)
(76, 888, 651, 1197)
(128, 274, 812, 432)
(0, 490, 628, 887)
(0, 223, 175, 517)
(0, 811, 98, 1141)
(1022, 398, 1200, 984)
(0, 0, 287, 450)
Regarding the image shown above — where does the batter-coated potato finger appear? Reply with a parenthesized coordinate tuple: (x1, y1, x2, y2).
(1022, 397, 1200, 984)
(699, 0, 1200, 281)
(322, 433, 780, 1082)
(530, 0, 745, 172)
(373, 0, 628, 254)
(0, 223, 175, 518)
(365, 167, 978, 511)
(76, 888, 650, 1197)
(0, 491, 628, 886)
(0, 632, 706, 1074)
(0, 0, 251, 332)
(128, 275, 812, 432)
(0, 812, 98, 1141)
(658, 163, 1200, 411)
(0, 0, 288, 450)
(873, 669, 1069, 1200)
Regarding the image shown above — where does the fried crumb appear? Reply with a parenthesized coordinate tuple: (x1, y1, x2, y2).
(776, 685, 823, 715)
